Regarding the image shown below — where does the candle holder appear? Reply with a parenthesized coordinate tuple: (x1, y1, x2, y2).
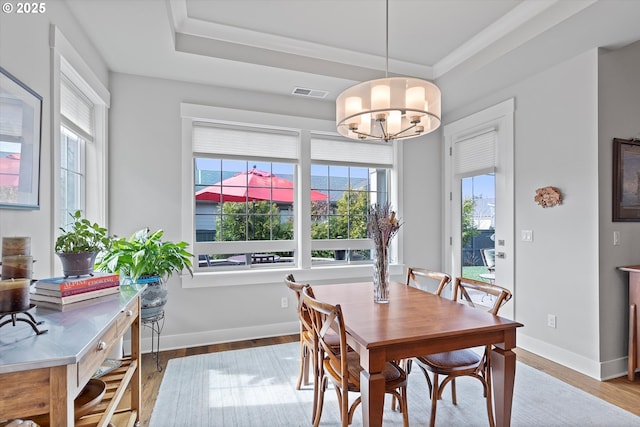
(0, 304, 47, 335)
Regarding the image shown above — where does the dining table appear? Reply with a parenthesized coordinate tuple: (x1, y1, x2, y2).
(313, 281, 523, 427)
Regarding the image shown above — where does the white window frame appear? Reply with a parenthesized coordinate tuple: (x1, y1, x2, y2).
(50, 25, 109, 274)
(180, 103, 402, 288)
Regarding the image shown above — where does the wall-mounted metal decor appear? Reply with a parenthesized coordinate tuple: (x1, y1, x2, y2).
(0, 67, 42, 210)
(613, 138, 640, 222)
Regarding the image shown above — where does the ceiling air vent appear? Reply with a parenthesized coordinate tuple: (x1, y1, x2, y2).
(291, 87, 329, 99)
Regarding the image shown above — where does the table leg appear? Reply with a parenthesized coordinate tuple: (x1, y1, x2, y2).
(360, 369, 385, 427)
(629, 303, 637, 381)
(491, 346, 516, 427)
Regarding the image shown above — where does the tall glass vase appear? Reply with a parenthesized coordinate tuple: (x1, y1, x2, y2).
(373, 244, 390, 303)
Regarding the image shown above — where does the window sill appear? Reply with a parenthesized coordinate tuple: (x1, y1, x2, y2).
(181, 263, 405, 288)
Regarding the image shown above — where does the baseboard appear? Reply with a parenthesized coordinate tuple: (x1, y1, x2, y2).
(599, 356, 630, 381)
(517, 333, 602, 379)
(138, 321, 300, 354)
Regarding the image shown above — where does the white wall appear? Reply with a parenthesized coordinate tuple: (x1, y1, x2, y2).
(0, 1, 108, 279)
(444, 50, 605, 377)
(401, 131, 443, 272)
(597, 41, 640, 378)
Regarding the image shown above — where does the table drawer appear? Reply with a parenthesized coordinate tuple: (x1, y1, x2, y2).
(77, 320, 119, 388)
(117, 297, 138, 334)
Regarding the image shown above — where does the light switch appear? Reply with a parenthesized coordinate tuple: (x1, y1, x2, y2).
(613, 231, 620, 246)
(521, 230, 533, 242)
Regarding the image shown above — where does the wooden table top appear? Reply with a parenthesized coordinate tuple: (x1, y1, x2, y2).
(313, 281, 522, 352)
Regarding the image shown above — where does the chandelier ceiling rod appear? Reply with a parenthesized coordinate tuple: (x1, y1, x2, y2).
(335, 0, 442, 143)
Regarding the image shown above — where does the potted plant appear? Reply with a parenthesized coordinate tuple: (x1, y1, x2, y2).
(96, 228, 193, 319)
(55, 210, 110, 278)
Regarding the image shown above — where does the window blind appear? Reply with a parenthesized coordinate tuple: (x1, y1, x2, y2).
(453, 130, 496, 176)
(310, 134, 394, 167)
(60, 73, 94, 142)
(193, 122, 299, 160)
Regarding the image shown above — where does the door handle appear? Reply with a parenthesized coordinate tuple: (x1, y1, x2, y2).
(496, 252, 506, 259)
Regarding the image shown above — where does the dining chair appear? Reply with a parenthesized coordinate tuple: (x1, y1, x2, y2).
(414, 277, 512, 427)
(284, 274, 315, 390)
(302, 286, 409, 427)
(391, 267, 452, 411)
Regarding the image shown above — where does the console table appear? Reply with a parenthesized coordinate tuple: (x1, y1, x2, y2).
(619, 265, 640, 381)
(0, 283, 145, 426)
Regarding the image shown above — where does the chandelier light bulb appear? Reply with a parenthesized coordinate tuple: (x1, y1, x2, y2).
(335, 0, 441, 142)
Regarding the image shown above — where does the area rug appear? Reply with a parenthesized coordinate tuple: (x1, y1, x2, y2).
(150, 342, 639, 426)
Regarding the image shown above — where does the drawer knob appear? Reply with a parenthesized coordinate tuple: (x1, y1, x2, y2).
(125, 309, 133, 317)
(97, 341, 108, 351)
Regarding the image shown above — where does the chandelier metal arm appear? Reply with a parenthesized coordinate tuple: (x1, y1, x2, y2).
(334, 0, 441, 142)
(349, 119, 422, 143)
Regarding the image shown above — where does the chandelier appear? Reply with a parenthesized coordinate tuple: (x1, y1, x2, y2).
(336, 0, 441, 142)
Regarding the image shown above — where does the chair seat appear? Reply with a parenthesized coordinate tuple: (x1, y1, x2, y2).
(417, 348, 482, 371)
(303, 329, 341, 347)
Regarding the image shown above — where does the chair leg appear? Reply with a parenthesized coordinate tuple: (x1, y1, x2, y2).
(392, 358, 412, 411)
(401, 386, 409, 427)
(302, 345, 311, 386)
(429, 372, 439, 427)
(417, 363, 434, 398)
(484, 361, 495, 427)
(451, 377, 457, 405)
(313, 376, 327, 427)
(296, 340, 305, 390)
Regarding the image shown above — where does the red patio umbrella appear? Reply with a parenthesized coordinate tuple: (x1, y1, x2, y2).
(195, 167, 328, 203)
(0, 153, 20, 187)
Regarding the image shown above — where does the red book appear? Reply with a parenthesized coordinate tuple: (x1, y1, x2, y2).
(31, 285, 120, 305)
(34, 279, 119, 297)
(34, 273, 120, 292)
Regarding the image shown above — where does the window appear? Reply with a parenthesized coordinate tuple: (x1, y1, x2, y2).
(59, 125, 85, 225)
(182, 103, 400, 284)
(59, 74, 93, 226)
(194, 158, 296, 268)
(310, 164, 389, 264)
(51, 26, 109, 251)
(308, 133, 395, 265)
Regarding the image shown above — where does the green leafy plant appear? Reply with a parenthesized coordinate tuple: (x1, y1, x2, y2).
(96, 228, 193, 282)
(55, 210, 110, 253)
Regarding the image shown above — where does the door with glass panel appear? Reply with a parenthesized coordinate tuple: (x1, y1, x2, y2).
(444, 100, 514, 318)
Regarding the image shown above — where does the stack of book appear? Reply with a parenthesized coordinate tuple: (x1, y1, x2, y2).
(31, 273, 120, 310)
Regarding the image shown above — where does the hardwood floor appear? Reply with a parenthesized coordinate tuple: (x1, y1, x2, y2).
(138, 335, 640, 426)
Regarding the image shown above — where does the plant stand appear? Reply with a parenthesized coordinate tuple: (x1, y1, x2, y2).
(142, 309, 165, 372)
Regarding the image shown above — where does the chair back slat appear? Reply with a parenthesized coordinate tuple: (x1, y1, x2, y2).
(285, 274, 314, 332)
(407, 267, 452, 297)
(454, 277, 512, 315)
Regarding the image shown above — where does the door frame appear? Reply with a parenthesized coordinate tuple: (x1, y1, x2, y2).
(443, 98, 515, 319)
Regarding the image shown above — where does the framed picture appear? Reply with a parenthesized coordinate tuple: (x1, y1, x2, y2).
(0, 67, 42, 210)
(613, 138, 640, 222)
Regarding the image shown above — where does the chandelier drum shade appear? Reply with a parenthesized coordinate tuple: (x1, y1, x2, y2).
(336, 77, 441, 142)
(335, 0, 441, 142)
